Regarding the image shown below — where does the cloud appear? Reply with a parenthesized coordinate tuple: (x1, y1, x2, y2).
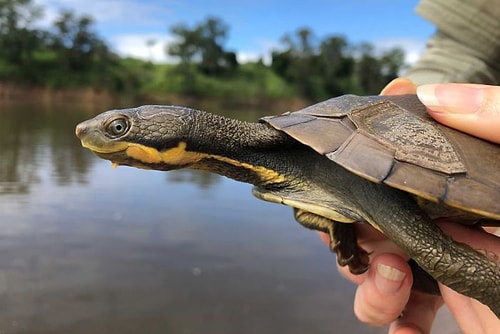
(35, 0, 171, 27)
(111, 33, 175, 63)
(236, 52, 263, 64)
(236, 38, 281, 65)
(34, 0, 175, 62)
(374, 37, 427, 65)
(114, 35, 267, 65)
(112, 34, 282, 65)
(32, 1, 428, 67)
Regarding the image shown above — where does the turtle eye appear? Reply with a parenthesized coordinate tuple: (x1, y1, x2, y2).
(106, 118, 129, 137)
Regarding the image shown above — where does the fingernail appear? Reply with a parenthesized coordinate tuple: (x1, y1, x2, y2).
(376, 263, 406, 294)
(417, 84, 484, 114)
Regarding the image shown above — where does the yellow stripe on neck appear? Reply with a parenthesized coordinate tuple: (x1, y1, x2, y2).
(212, 155, 286, 184)
(124, 141, 285, 184)
(126, 141, 204, 165)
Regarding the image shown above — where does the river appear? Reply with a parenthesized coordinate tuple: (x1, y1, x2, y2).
(0, 101, 457, 333)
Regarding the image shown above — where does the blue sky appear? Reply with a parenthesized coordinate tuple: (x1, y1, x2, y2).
(36, 0, 435, 64)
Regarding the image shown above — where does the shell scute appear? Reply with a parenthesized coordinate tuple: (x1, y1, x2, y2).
(261, 94, 500, 219)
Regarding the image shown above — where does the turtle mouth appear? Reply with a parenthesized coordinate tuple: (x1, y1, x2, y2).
(78, 129, 187, 171)
(80, 137, 129, 153)
(93, 150, 128, 162)
(78, 137, 133, 167)
(89, 149, 132, 167)
(93, 150, 151, 170)
(93, 149, 181, 171)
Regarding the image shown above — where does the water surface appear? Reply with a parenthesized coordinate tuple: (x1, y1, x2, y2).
(0, 101, 456, 333)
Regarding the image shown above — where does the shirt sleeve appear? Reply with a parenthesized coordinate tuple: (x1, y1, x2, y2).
(404, 0, 500, 85)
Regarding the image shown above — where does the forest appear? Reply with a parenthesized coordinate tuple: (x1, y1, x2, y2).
(0, 0, 407, 102)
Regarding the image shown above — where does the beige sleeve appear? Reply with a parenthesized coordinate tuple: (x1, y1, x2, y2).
(404, 0, 500, 85)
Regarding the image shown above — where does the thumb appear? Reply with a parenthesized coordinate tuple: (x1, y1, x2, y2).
(417, 84, 500, 144)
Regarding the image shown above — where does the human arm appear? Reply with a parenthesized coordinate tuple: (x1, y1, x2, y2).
(404, 0, 500, 86)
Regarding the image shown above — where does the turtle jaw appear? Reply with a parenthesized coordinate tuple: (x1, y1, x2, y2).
(76, 123, 183, 171)
(76, 121, 139, 168)
(92, 150, 166, 170)
(83, 145, 182, 171)
(76, 122, 128, 156)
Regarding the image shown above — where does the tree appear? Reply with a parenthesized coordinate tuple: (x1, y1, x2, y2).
(50, 10, 105, 72)
(167, 17, 237, 76)
(271, 28, 407, 99)
(379, 47, 406, 83)
(0, 0, 43, 66)
(197, 17, 228, 75)
(354, 43, 383, 94)
(146, 38, 157, 63)
(319, 35, 354, 96)
(272, 27, 325, 100)
(45, 9, 123, 89)
(167, 23, 201, 64)
(354, 44, 406, 94)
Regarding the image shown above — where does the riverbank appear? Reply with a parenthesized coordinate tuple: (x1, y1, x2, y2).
(0, 82, 128, 110)
(0, 82, 308, 113)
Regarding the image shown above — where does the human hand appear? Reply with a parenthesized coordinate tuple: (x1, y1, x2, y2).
(417, 81, 500, 333)
(323, 78, 500, 333)
(416, 82, 500, 144)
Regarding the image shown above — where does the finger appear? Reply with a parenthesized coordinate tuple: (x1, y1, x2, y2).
(380, 78, 417, 96)
(440, 283, 500, 333)
(353, 254, 413, 326)
(417, 83, 500, 143)
(436, 221, 500, 331)
(317, 231, 330, 246)
(388, 291, 443, 334)
(436, 221, 500, 253)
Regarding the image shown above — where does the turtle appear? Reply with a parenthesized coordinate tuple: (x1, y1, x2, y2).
(75, 94, 500, 317)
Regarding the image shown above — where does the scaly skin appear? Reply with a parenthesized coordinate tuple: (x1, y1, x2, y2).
(76, 104, 500, 317)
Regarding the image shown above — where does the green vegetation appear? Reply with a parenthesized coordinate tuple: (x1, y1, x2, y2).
(0, 0, 406, 102)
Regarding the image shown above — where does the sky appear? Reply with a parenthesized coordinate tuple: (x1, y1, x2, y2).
(34, 0, 435, 64)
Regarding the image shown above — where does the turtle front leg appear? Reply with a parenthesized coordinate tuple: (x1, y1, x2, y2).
(293, 209, 370, 274)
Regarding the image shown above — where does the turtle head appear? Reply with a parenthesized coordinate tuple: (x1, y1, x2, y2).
(75, 105, 198, 170)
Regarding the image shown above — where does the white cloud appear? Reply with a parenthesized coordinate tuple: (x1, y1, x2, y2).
(34, 0, 175, 62)
(113, 36, 270, 65)
(236, 52, 265, 64)
(236, 38, 281, 65)
(35, 0, 170, 27)
(374, 37, 426, 65)
(32, 1, 428, 68)
(111, 33, 175, 63)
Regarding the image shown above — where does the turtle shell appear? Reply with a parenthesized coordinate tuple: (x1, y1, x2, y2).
(261, 94, 500, 220)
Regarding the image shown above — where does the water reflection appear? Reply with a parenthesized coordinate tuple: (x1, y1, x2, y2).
(166, 169, 221, 188)
(0, 103, 93, 194)
(0, 101, 455, 333)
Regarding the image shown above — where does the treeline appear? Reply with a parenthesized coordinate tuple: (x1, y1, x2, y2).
(1, 0, 406, 101)
(0, 0, 138, 91)
(161, 17, 406, 100)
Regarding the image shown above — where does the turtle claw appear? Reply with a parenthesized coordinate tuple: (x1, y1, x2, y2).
(331, 224, 370, 275)
(334, 241, 370, 275)
(291, 210, 371, 275)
